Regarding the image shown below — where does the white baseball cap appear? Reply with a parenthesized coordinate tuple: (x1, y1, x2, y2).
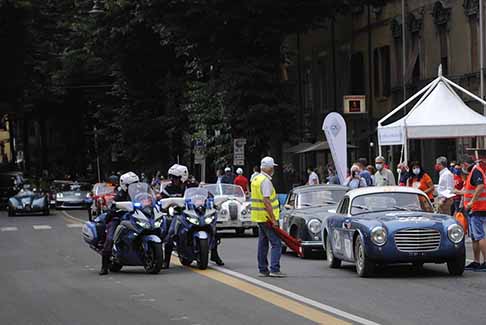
(236, 168, 243, 175)
(224, 167, 231, 172)
(261, 156, 278, 168)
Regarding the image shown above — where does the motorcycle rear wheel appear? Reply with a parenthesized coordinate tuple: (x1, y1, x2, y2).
(144, 243, 163, 274)
(197, 238, 209, 270)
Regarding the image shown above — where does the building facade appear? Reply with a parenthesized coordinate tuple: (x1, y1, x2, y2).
(285, 0, 485, 181)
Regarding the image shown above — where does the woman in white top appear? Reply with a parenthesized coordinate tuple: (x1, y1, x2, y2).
(343, 165, 367, 189)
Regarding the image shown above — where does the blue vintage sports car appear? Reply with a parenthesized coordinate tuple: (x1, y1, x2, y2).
(323, 186, 465, 277)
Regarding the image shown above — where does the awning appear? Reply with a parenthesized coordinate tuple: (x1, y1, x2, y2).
(283, 142, 313, 153)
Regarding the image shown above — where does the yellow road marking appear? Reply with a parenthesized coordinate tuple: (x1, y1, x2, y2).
(172, 260, 350, 325)
(61, 212, 84, 224)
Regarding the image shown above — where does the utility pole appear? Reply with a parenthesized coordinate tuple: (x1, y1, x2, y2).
(402, 0, 407, 103)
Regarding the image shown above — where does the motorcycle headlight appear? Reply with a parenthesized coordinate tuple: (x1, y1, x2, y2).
(136, 220, 151, 229)
(307, 219, 322, 234)
(204, 215, 215, 224)
(187, 216, 199, 225)
(154, 219, 163, 228)
(448, 224, 464, 244)
(370, 226, 387, 246)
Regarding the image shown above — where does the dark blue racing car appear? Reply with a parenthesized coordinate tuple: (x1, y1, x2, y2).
(323, 186, 465, 277)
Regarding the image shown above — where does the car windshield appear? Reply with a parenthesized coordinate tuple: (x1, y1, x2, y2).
(57, 182, 90, 192)
(203, 184, 245, 199)
(93, 183, 115, 196)
(350, 192, 433, 215)
(184, 188, 209, 208)
(297, 189, 347, 208)
(128, 182, 155, 209)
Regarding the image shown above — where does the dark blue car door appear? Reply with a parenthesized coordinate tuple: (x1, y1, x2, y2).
(330, 197, 349, 259)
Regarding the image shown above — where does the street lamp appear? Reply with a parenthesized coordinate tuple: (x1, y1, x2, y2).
(89, 0, 104, 15)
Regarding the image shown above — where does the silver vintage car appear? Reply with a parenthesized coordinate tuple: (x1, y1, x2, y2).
(203, 184, 256, 236)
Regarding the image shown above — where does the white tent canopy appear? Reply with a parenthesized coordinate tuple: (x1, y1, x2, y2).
(377, 66, 486, 163)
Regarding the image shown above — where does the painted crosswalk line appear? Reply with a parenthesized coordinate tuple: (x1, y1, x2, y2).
(33, 225, 52, 230)
(1, 227, 18, 232)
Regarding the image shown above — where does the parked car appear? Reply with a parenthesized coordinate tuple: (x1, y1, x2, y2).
(323, 186, 465, 277)
(89, 182, 116, 219)
(54, 181, 93, 209)
(280, 184, 348, 258)
(202, 183, 256, 236)
(8, 182, 49, 216)
(0, 171, 24, 208)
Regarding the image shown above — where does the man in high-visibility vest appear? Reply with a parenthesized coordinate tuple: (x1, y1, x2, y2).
(464, 149, 486, 272)
(251, 156, 286, 277)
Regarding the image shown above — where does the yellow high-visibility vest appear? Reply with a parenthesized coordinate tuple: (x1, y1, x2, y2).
(250, 174, 280, 223)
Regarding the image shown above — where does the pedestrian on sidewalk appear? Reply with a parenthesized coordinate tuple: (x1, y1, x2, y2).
(221, 167, 235, 184)
(464, 150, 486, 272)
(452, 163, 465, 214)
(306, 167, 320, 185)
(436, 156, 454, 215)
(407, 161, 434, 201)
(357, 158, 373, 186)
(343, 165, 367, 189)
(251, 156, 286, 278)
(234, 168, 249, 194)
(374, 156, 396, 186)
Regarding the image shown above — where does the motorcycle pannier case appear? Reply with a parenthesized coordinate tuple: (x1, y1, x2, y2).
(82, 221, 105, 246)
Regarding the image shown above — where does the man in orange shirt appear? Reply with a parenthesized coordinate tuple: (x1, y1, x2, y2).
(234, 168, 249, 194)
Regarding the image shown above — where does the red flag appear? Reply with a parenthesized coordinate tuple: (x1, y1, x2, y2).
(266, 221, 303, 257)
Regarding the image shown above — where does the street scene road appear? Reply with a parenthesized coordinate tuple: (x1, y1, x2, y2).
(1, 209, 485, 325)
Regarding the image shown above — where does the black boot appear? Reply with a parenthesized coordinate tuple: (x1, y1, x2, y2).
(99, 256, 109, 275)
(210, 248, 224, 266)
(162, 246, 172, 269)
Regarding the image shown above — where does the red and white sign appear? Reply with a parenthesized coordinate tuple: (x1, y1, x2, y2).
(343, 95, 366, 114)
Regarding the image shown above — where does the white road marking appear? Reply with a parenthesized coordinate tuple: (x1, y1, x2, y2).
(130, 294, 145, 298)
(210, 265, 381, 325)
(66, 223, 83, 228)
(139, 298, 156, 302)
(33, 225, 52, 230)
(1, 227, 18, 232)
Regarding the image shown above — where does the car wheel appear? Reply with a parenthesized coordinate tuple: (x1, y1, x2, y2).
(109, 262, 123, 272)
(235, 228, 245, 236)
(354, 236, 375, 277)
(447, 247, 465, 276)
(326, 234, 341, 268)
(252, 227, 259, 237)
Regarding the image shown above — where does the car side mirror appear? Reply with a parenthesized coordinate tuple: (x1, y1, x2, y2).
(115, 201, 134, 212)
(284, 204, 293, 210)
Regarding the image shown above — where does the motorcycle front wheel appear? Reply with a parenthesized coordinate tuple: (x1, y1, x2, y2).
(197, 238, 209, 270)
(144, 243, 163, 274)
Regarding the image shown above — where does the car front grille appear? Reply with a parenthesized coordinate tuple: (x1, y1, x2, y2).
(394, 228, 441, 253)
(228, 203, 238, 220)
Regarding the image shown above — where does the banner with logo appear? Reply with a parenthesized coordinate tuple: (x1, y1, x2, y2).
(322, 113, 347, 184)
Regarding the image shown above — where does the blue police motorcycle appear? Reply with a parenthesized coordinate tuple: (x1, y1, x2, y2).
(164, 187, 218, 270)
(82, 183, 167, 274)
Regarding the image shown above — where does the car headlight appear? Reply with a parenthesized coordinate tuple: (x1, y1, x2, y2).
(370, 226, 387, 246)
(220, 210, 228, 216)
(448, 224, 464, 244)
(187, 216, 199, 225)
(56, 193, 63, 199)
(204, 215, 215, 224)
(241, 209, 247, 216)
(307, 219, 322, 234)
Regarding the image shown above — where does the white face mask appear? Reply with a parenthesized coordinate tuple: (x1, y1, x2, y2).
(413, 168, 421, 175)
(375, 163, 383, 170)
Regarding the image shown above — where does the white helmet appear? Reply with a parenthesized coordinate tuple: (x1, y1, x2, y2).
(120, 171, 139, 191)
(168, 164, 189, 183)
(236, 168, 243, 175)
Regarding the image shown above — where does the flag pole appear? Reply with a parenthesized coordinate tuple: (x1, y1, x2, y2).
(402, 0, 407, 104)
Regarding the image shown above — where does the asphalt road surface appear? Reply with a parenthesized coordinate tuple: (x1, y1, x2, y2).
(1, 209, 485, 325)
